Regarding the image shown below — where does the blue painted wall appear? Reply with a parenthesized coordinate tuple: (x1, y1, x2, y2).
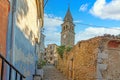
(6, 0, 38, 80)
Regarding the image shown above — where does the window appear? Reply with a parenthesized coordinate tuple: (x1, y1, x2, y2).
(50, 57, 52, 61)
(44, 58, 46, 60)
(44, 53, 46, 55)
(64, 26, 65, 30)
(51, 52, 52, 55)
(66, 25, 68, 29)
(50, 46, 53, 49)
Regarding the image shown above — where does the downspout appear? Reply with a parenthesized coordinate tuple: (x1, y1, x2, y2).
(10, 0, 16, 64)
(6, 0, 16, 80)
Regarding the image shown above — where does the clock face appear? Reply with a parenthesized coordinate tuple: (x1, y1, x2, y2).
(63, 34, 66, 38)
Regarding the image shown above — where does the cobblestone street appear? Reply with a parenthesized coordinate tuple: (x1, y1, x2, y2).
(43, 65, 68, 80)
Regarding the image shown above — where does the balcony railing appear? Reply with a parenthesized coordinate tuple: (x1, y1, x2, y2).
(0, 53, 25, 80)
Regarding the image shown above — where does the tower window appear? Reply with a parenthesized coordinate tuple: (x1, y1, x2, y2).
(64, 26, 65, 30)
(66, 25, 68, 29)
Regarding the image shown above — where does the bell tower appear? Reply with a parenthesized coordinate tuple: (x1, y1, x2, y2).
(61, 7, 75, 47)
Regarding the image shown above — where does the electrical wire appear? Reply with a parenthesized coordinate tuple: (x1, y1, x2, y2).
(45, 17, 120, 30)
(43, 0, 120, 31)
(47, 16, 120, 30)
(75, 22, 120, 30)
(44, 0, 49, 8)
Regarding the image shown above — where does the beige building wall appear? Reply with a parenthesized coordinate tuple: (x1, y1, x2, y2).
(7, 0, 44, 79)
(16, 0, 44, 44)
(44, 44, 58, 64)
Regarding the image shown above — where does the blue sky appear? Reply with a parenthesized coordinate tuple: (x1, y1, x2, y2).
(43, 0, 120, 46)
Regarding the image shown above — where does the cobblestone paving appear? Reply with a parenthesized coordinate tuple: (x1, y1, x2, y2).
(43, 65, 68, 80)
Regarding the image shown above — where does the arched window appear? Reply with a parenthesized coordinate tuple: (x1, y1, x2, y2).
(63, 26, 65, 30)
(66, 25, 68, 29)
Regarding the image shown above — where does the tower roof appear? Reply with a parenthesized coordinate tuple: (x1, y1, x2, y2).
(64, 7, 73, 22)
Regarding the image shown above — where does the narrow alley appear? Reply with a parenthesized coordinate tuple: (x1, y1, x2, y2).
(1, 0, 120, 80)
(43, 65, 68, 80)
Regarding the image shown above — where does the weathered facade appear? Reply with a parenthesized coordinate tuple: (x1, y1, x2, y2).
(7, 0, 44, 80)
(57, 35, 120, 80)
(0, 0, 10, 57)
(0, 0, 10, 79)
(44, 44, 58, 64)
(38, 32, 45, 60)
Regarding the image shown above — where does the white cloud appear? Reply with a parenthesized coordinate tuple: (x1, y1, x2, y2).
(44, 14, 63, 27)
(44, 13, 63, 46)
(75, 27, 120, 44)
(74, 20, 82, 23)
(79, 4, 88, 12)
(90, 0, 120, 20)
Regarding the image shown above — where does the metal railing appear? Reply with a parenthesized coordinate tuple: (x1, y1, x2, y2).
(0, 53, 25, 80)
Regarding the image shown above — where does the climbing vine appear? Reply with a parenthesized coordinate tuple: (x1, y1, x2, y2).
(57, 45, 65, 58)
(57, 45, 72, 58)
(66, 46, 72, 52)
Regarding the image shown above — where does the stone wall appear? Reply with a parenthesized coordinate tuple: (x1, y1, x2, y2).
(57, 36, 120, 80)
(104, 40, 120, 79)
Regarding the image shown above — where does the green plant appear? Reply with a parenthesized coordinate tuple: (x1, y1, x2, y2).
(57, 46, 73, 58)
(57, 45, 65, 58)
(65, 46, 72, 52)
(37, 60, 46, 69)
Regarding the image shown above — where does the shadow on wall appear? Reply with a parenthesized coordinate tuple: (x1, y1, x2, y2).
(17, 0, 29, 18)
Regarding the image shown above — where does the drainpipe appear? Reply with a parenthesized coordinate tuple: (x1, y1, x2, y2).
(6, 0, 17, 79)
(10, 0, 16, 64)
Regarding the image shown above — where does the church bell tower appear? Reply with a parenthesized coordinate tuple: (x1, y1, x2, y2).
(61, 7, 75, 47)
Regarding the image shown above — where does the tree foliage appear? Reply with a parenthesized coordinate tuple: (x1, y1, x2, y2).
(57, 45, 72, 58)
(57, 45, 65, 58)
(37, 59, 46, 69)
(66, 46, 72, 52)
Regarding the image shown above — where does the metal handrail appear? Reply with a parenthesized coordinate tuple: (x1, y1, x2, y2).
(0, 53, 25, 80)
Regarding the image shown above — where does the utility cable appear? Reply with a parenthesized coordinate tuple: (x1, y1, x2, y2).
(75, 22, 120, 30)
(44, 0, 49, 8)
(45, 17, 120, 30)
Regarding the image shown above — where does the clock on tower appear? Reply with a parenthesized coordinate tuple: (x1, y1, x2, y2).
(63, 34, 66, 39)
